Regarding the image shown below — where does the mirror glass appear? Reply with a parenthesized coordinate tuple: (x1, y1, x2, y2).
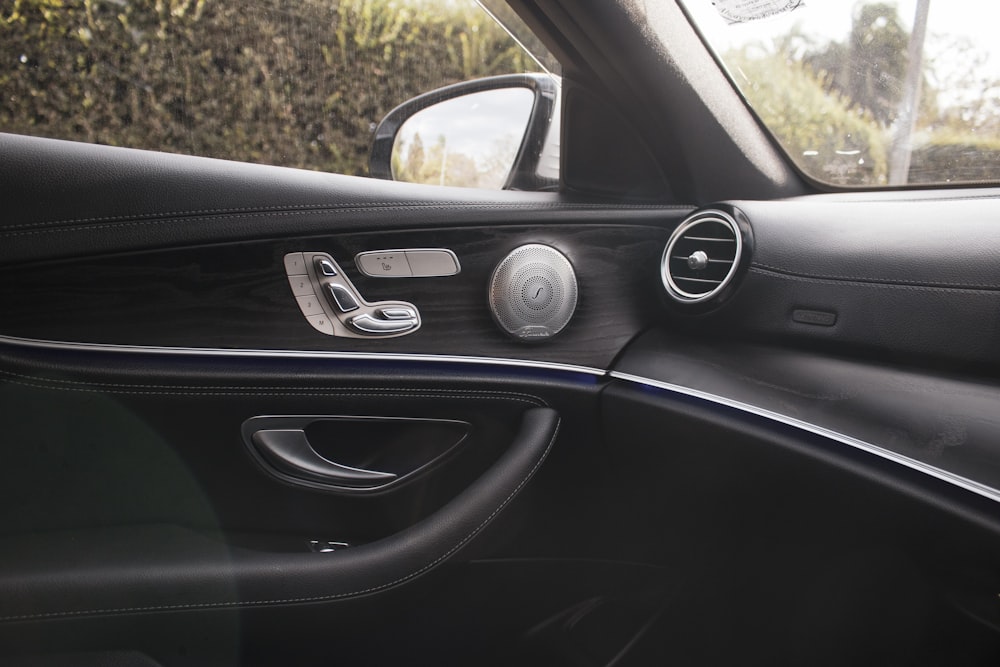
(391, 88, 534, 189)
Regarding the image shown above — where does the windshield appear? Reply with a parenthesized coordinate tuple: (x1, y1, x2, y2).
(679, 0, 1000, 188)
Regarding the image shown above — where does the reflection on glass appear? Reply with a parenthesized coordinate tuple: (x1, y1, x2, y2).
(391, 88, 534, 189)
(677, 0, 1000, 187)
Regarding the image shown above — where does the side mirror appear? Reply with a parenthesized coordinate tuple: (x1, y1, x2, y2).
(369, 73, 559, 191)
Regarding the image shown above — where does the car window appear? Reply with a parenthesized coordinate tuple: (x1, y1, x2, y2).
(0, 0, 551, 181)
(679, 0, 1000, 188)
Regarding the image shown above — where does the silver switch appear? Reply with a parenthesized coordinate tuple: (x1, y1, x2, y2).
(405, 249, 460, 277)
(355, 249, 460, 277)
(378, 307, 417, 320)
(315, 258, 338, 277)
(350, 313, 418, 334)
(326, 283, 360, 313)
(356, 251, 412, 277)
(287, 276, 314, 297)
(283, 252, 308, 276)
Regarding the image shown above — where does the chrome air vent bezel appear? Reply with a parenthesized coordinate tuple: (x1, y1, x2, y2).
(661, 209, 743, 305)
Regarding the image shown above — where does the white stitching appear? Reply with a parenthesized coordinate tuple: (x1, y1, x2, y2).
(754, 261, 1000, 290)
(0, 368, 545, 405)
(0, 377, 544, 406)
(750, 266, 1000, 294)
(783, 193, 1000, 204)
(0, 419, 561, 621)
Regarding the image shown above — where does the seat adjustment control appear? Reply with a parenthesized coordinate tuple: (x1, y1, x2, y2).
(350, 312, 418, 334)
(315, 258, 338, 277)
(326, 283, 359, 313)
(355, 248, 460, 278)
(283, 251, 421, 339)
(378, 307, 416, 320)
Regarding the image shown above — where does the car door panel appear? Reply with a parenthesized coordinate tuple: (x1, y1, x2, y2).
(0, 132, 666, 663)
(5, 25, 1000, 662)
(0, 405, 559, 623)
(0, 340, 622, 663)
(0, 134, 686, 266)
(0, 223, 674, 369)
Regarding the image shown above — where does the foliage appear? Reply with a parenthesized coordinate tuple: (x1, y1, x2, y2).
(0, 0, 540, 176)
(733, 1, 1000, 186)
(730, 50, 888, 186)
(909, 134, 1000, 184)
(392, 130, 514, 188)
(803, 3, 912, 127)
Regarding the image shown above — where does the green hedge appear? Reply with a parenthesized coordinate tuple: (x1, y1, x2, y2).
(726, 50, 1000, 187)
(909, 140, 1000, 185)
(0, 0, 539, 176)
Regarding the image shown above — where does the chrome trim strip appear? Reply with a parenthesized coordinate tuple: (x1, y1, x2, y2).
(0, 334, 606, 377)
(661, 210, 742, 304)
(7, 334, 990, 501)
(610, 371, 1000, 505)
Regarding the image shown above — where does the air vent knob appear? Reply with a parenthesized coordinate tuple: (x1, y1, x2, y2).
(687, 250, 709, 270)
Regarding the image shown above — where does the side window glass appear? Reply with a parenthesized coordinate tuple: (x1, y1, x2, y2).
(679, 0, 1000, 188)
(0, 0, 551, 182)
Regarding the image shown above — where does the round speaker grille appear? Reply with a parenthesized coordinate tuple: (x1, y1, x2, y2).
(489, 244, 578, 342)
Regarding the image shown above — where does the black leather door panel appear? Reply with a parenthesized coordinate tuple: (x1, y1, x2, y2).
(0, 408, 558, 623)
(0, 340, 599, 539)
(8, 126, 1000, 665)
(0, 134, 687, 265)
(613, 329, 1000, 504)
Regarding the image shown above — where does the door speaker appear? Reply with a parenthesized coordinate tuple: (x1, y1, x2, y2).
(488, 244, 578, 342)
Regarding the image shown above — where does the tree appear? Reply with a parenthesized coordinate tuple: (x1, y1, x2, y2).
(730, 49, 887, 186)
(805, 3, 910, 127)
(403, 131, 425, 180)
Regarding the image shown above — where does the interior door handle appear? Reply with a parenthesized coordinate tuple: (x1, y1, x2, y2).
(0, 408, 561, 622)
(250, 428, 397, 487)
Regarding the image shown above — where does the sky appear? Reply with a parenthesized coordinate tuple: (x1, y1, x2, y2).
(685, 0, 1000, 50)
(392, 87, 534, 184)
(684, 1, 1000, 69)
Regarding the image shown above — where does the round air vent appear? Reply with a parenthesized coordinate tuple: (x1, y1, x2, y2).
(489, 244, 578, 342)
(661, 210, 744, 305)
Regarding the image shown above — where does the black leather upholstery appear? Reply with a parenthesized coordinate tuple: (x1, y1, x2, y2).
(690, 191, 1000, 370)
(615, 329, 1000, 503)
(0, 408, 559, 622)
(0, 133, 686, 264)
(735, 191, 1000, 289)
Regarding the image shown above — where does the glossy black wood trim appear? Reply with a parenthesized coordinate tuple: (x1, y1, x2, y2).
(0, 224, 672, 369)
